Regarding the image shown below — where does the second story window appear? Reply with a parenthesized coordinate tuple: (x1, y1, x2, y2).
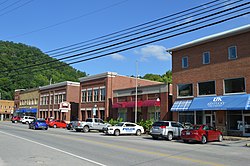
(198, 81, 215, 96)
(182, 56, 188, 68)
(93, 89, 99, 102)
(177, 84, 193, 97)
(203, 52, 210, 64)
(87, 89, 92, 102)
(224, 77, 245, 94)
(228, 46, 237, 60)
(100, 87, 106, 101)
(81, 90, 86, 103)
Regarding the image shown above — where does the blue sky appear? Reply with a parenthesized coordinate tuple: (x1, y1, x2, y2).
(1, 0, 249, 77)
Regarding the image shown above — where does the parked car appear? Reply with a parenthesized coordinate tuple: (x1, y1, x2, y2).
(49, 120, 67, 128)
(66, 122, 73, 130)
(21, 116, 36, 124)
(181, 124, 223, 144)
(11, 116, 21, 123)
(149, 121, 184, 141)
(105, 122, 144, 136)
(72, 118, 110, 132)
(29, 119, 48, 130)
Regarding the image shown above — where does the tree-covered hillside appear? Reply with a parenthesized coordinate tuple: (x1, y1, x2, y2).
(0, 41, 86, 100)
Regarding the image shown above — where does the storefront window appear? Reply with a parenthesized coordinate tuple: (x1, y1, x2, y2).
(179, 112, 194, 124)
(198, 81, 215, 96)
(177, 84, 193, 97)
(227, 111, 242, 130)
(224, 77, 245, 94)
(118, 109, 127, 121)
(196, 111, 203, 124)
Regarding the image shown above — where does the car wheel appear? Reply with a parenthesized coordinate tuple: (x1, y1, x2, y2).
(45, 127, 48, 130)
(114, 129, 120, 136)
(33, 126, 36, 130)
(83, 126, 89, 133)
(218, 134, 223, 142)
(53, 124, 57, 128)
(26, 121, 29, 124)
(201, 135, 207, 144)
(167, 132, 173, 141)
(136, 129, 141, 136)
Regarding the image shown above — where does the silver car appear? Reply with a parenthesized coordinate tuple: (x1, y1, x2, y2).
(149, 121, 184, 141)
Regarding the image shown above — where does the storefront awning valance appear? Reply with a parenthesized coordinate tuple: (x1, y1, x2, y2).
(171, 100, 192, 111)
(142, 100, 160, 107)
(112, 102, 127, 108)
(125, 101, 143, 108)
(15, 108, 37, 113)
(188, 94, 250, 111)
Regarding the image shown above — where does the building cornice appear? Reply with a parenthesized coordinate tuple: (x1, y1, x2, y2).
(167, 24, 250, 52)
(39, 81, 80, 90)
(79, 72, 117, 82)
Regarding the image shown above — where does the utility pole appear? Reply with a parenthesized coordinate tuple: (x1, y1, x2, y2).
(135, 61, 138, 123)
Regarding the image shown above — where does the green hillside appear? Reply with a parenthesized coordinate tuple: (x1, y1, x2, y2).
(0, 41, 87, 100)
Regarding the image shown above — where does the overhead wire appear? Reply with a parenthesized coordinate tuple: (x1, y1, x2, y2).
(1, 0, 241, 73)
(2, 0, 248, 75)
(46, 0, 220, 55)
(3, 1, 249, 78)
(49, 0, 243, 60)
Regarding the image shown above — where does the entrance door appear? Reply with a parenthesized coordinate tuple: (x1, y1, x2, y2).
(243, 115, 250, 136)
(205, 115, 212, 126)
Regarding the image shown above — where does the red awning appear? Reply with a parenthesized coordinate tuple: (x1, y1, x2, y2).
(125, 101, 143, 108)
(112, 102, 127, 108)
(142, 100, 160, 107)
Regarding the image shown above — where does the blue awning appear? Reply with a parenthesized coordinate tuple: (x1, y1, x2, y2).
(189, 94, 250, 111)
(171, 100, 192, 111)
(15, 108, 37, 113)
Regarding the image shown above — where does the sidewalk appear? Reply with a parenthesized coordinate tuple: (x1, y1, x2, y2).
(223, 136, 250, 147)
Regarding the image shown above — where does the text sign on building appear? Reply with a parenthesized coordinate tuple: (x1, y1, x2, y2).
(59, 102, 71, 112)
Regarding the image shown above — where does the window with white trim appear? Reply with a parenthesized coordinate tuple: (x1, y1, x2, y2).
(93, 89, 99, 102)
(82, 90, 86, 103)
(198, 81, 215, 96)
(87, 89, 92, 102)
(182, 56, 188, 68)
(228, 46, 237, 60)
(177, 84, 193, 97)
(203, 52, 210, 64)
(224, 77, 245, 94)
(100, 87, 106, 101)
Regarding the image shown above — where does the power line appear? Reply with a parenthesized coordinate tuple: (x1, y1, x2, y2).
(7, 11, 249, 78)
(49, 0, 243, 59)
(46, 0, 221, 55)
(3, 5, 249, 77)
(3, 0, 129, 40)
(2, 1, 248, 74)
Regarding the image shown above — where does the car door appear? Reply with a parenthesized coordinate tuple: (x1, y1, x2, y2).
(97, 119, 106, 130)
(204, 125, 214, 141)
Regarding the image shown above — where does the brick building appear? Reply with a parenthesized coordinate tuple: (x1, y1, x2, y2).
(112, 84, 172, 122)
(14, 88, 39, 117)
(78, 72, 161, 121)
(0, 100, 14, 120)
(38, 81, 80, 122)
(169, 25, 250, 136)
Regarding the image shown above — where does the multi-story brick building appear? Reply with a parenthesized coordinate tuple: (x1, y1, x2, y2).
(38, 81, 80, 122)
(112, 84, 172, 122)
(78, 72, 161, 121)
(0, 100, 14, 120)
(169, 24, 250, 136)
(14, 88, 39, 117)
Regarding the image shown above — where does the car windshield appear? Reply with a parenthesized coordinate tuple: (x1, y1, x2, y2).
(153, 121, 169, 127)
(37, 120, 46, 123)
(115, 122, 124, 126)
(189, 125, 201, 130)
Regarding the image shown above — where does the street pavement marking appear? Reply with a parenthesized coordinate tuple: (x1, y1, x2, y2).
(1, 123, 224, 166)
(0, 130, 107, 166)
(43, 132, 225, 166)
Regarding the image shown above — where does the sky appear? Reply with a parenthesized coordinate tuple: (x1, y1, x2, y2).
(1, 0, 249, 77)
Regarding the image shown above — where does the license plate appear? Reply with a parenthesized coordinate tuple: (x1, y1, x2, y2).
(186, 132, 190, 135)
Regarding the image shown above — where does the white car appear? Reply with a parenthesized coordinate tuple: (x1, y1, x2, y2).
(105, 122, 144, 136)
(21, 116, 36, 124)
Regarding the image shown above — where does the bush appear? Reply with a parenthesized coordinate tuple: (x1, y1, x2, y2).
(137, 119, 153, 133)
(108, 118, 123, 126)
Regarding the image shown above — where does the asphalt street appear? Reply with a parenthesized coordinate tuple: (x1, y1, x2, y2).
(0, 121, 249, 166)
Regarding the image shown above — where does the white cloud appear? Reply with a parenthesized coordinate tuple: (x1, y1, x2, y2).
(135, 45, 171, 61)
(110, 53, 126, 61)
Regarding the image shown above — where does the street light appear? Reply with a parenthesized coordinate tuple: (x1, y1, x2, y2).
(135, 61, 138, 123)
(93, 104, 97, 118)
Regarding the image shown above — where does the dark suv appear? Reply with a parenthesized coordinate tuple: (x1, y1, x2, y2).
(149, 121, 184, 140)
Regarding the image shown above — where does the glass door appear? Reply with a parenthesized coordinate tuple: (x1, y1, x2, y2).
(243, 115, 250, 136)
(205, 115, 212, 126)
